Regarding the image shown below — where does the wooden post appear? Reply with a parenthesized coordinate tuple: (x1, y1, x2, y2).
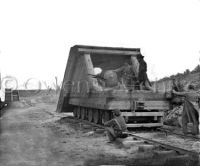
(77, 81, 80, 93)
(131, 56, 139, 77)
(84, 54, 101, 91)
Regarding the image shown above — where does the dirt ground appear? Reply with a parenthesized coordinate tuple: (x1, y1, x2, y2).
(0, 94, 198, 166)
(0, 94, 150, 166)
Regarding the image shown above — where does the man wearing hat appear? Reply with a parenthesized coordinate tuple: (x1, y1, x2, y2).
(104, 109, 127, 142)
(137, 54, 153, 91)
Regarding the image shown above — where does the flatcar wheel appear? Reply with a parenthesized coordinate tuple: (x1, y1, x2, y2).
(85, 108, 88, 120)
(73, 107, 78, 117)
(102, 110, 110, 124)
(88, 109, 93, 122)
(80, 107, 85, 120)
(77, 107, 81, 119)
(93, 109, 99, 124)
(110, 111, 114, 119)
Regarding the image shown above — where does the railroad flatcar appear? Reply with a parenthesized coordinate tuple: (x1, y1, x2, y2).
(57, 45, 170, 128)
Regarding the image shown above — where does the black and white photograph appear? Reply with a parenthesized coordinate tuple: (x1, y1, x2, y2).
(0, 0, 200, 166)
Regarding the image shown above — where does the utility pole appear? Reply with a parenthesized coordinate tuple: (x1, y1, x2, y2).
(55, 76, 58, 94)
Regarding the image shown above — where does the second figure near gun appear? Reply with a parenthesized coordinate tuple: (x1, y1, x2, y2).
(113, 62, 137, 89)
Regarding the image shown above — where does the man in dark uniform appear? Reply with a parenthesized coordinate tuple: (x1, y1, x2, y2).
(172, 85, 199, 135)
(104, 109, 127, 142)
(137, 54, 153, 90)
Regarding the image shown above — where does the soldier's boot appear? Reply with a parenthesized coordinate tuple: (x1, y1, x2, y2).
(144, 80, 154, 91)
(192, 123, 199, 135)
(182, 118, 188, 135)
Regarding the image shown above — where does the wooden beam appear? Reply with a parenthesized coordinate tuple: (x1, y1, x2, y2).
(121, 112, 164, 117)
(69, 97, 169, 111)
(126, 123, 163, 128)
(78, 48, 139, 55)
(131, 56, 139, 77)
(84, 53, 98, 87)
(144, 101, 170, 110)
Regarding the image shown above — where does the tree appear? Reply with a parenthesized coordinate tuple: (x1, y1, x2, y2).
(183, 69, 190, 75)
(191, 65, 200, 73)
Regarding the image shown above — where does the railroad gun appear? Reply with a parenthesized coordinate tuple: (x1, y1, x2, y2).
(57, 45, 170, 128)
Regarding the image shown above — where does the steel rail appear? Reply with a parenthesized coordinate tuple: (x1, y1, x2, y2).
(157, 127, 200, 141)
(125, 132, 199, 157)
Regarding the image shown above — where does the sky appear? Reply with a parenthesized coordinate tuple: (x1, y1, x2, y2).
(0, 0, 200, 89)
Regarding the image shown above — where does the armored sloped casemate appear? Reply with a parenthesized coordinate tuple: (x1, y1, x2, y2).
(57, 45, 170, 128)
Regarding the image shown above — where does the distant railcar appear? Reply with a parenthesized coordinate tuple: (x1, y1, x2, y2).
(57, 45, 170, 128)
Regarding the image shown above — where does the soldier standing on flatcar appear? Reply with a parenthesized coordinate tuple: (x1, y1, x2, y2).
(104, 109, 127, 143)
(137, 54, 153, 91)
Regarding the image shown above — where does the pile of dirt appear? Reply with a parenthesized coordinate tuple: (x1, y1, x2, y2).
(8, 100, 33, 108)
(156, 71, 200, 92)
(38, 94, 59, 104)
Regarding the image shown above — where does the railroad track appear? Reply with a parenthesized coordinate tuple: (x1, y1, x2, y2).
(62, 115, 200, 162)
(158, 125, 200, 141)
